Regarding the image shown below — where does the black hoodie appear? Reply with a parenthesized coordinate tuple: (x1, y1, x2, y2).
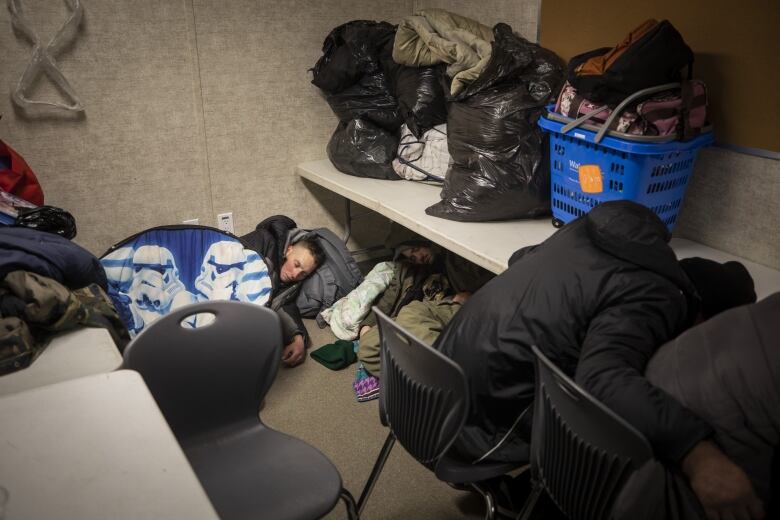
(241, 215, 307, 344)
(434, 200, 711, 464)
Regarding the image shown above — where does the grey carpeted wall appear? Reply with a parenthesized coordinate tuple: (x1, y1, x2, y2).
(0, 0, 538, 257)
(1, 0, 777, 268)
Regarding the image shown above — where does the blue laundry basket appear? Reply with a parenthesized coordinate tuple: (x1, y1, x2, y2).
(538, 109, 713, 230)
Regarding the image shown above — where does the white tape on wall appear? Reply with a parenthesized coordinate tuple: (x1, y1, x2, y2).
(7, 0, 85, 112)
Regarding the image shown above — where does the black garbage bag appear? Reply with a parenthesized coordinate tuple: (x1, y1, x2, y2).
(312, 21, 402, 132)
(432, 139, 551, 221)
(15, 205, 77, 239)
(327, 119, 400, 181)
(453, 24, 536, 101)
(324, 71, 403, 131)
(311, 20, 396, 94)
(383, 56, 447, 139)
(426, 24, 563, 221)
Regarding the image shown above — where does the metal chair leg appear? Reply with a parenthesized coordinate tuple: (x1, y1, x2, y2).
(340, 488, 359, 520)
(469, 482, 498, 520)
(357, 432, 396, 516)
(516, 482, 543, 520)
(343, 199, 352, 243)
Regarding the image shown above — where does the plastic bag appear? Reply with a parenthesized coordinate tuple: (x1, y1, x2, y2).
(383, 61, 447, 139)
(430, 142, 551, 222)
(311, 20, 396, 94)
(324, 71, 402, 131)
(426, 24, 563, 221)
(312, 21, 401, 131)
(8, 0, 85, 112)
(16, 205, 77, 239)
(327, 119, 400, 181)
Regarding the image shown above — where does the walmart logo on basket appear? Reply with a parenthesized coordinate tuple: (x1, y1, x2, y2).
(569, 159, 580, 173)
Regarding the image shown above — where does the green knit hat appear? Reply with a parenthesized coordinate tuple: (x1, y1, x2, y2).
(310, 340, 357, 370)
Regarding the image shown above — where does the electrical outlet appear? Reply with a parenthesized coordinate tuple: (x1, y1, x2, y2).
(217, 212, 234, 234)
(182, 218, 199, 225)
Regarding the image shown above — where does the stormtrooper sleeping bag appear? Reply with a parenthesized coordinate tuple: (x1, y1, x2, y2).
(100, 226, 271, 337)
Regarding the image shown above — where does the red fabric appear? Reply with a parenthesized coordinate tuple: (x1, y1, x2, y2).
(0, 140, 44, 205)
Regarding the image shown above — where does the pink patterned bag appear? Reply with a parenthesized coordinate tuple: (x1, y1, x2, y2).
(555, 80, 708, 139)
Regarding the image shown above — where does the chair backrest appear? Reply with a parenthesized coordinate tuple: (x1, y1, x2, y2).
(375, 307, 468, 466)
(530, 345, 654, 520)
(123, 301, 282, 441)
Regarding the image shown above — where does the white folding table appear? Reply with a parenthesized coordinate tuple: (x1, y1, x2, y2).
(297, 159, 780, 299)
(0, 327, 123, 396)
(0, 370, 219, 520)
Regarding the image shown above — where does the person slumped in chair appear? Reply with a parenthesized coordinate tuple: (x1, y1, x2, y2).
(644, 292, 779, 520)
(242, 215, 325, 367)
(432, 200, 759, 518)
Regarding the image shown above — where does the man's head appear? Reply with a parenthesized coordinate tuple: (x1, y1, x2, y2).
(399, 244, 435, 265)
(680, 257, 757, 320)
(280, 238, 325, 283)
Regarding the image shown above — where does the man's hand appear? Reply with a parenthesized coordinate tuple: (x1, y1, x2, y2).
(359, 325, 372, 338)
(682, 440, 765, 520)
(282, 334, 305, 367)
(452, 291, 472, 304)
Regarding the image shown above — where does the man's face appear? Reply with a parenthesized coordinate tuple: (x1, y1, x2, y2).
(402, 245, 434, 265)
(280, 244, 317, 283)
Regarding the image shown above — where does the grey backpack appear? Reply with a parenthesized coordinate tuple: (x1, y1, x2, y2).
(295, 228, 363, 318)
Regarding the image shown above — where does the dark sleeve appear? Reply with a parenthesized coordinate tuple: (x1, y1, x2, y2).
(574, 278, 713, 463)
(444, 253, 494, 294)
(508, 244, 539, 266)
(277, 304, 308, 346)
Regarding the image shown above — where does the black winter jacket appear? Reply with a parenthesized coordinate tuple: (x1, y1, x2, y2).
(240, 215, 307, 344)
(434, 201, 711, 464)
(647, 292, 780, 504)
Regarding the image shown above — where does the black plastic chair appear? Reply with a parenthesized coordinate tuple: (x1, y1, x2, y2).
(123, 301, 358, 520)
(516, 346, 654, 520)
(357, 308, 523, 519)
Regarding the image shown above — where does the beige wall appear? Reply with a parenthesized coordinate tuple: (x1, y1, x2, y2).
(2, 0, 213, 254)
(2, 1, 777, 269)
(0, 0, 414, 255)
(414, 0, 540, 41)
(676, 148, 780, 268)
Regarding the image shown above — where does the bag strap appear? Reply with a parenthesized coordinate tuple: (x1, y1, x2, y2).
(678, 80, 699, 141)
(395, 156, 445, 182)
(395, 127, 447, 183)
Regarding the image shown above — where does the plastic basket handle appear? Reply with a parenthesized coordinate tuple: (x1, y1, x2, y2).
(594, 83, 680, 143)
(561, 105, 612, 134)
(560, 83, 681, 143)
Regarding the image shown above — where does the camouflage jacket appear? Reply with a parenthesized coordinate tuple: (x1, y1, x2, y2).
(0, 270, 130, 375)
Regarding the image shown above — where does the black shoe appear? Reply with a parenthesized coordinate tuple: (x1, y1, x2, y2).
(483, 471, 533, 516)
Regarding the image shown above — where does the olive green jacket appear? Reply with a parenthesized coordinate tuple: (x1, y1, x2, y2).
(393, 8, 494, 96)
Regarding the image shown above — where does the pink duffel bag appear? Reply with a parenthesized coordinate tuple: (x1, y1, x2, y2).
(555, 80, 708, 140)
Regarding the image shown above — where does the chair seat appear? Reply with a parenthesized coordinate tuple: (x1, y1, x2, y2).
(185, 423, 343, 520)
(435, 450, 525, 484)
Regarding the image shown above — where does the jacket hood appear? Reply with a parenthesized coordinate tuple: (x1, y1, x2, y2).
(256, 215, 297, 265)
(586, 201, 697, 296)
(285, 227, 315, 250)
